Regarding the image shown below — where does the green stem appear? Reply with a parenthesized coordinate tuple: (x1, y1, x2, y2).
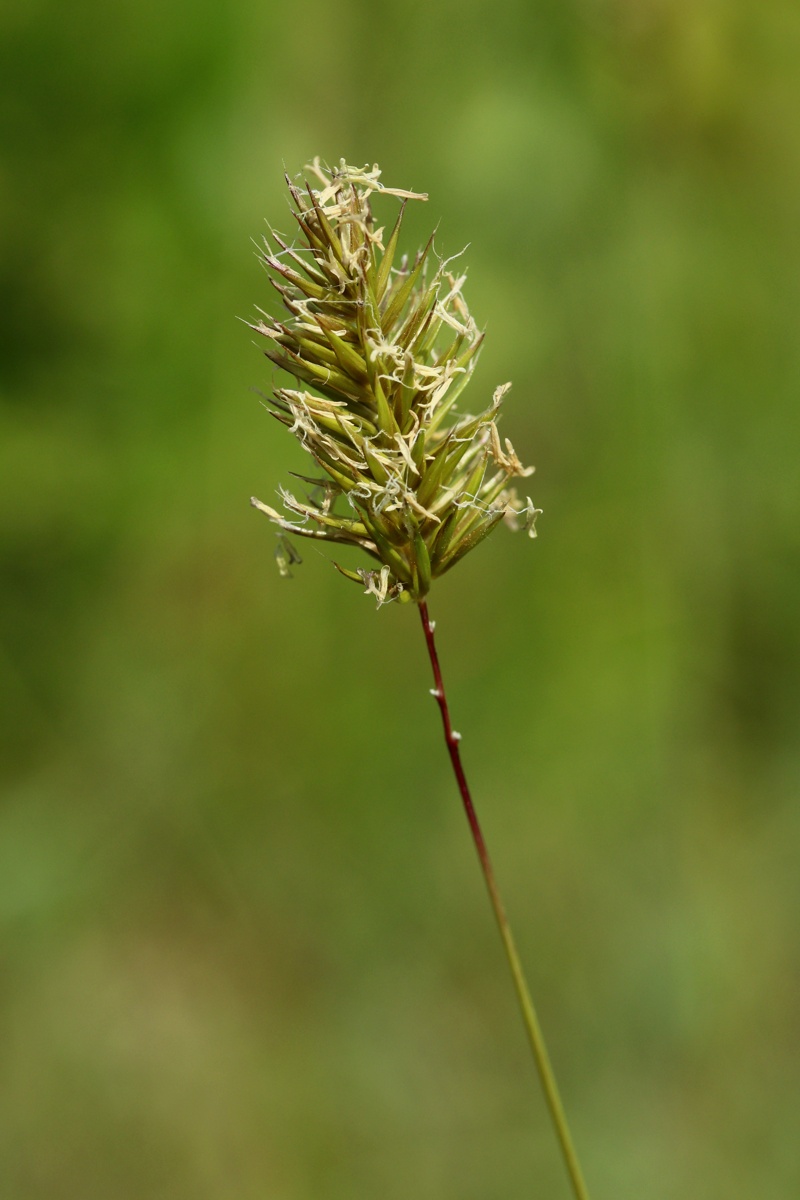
(418, 599, 591, 1200)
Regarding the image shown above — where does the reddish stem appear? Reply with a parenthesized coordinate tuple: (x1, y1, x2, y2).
(417, 599, 591, 1200)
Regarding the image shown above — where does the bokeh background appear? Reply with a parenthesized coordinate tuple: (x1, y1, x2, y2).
(2, 0, 799, 1196)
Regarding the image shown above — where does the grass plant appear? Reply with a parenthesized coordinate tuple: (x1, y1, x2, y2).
(249, 158, 590, 1199)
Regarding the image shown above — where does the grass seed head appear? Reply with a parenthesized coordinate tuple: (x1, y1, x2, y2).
(250, 157, 540, 605)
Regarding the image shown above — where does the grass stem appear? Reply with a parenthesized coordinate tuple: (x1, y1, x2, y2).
(418, 599, 591, 1200)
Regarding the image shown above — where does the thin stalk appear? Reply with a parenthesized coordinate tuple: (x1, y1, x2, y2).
(418, 599, 591, 1200)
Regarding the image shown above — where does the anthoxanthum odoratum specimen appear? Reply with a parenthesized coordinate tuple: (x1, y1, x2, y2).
(247, 159, 591, 1200)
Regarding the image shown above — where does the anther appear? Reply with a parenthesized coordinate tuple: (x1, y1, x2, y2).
(451, 730, 462, 742)
(429, 688, 442, 699)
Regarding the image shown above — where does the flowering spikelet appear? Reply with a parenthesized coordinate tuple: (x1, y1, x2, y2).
(250, 158, 540, 605)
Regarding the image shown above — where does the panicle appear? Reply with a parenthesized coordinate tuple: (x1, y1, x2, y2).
(250, 157, 540, 605)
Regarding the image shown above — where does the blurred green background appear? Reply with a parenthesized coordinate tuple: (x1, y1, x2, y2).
(2, 0, 799, 1196)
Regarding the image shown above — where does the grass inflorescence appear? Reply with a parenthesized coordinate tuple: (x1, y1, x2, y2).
(249, 157, 539, 605)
